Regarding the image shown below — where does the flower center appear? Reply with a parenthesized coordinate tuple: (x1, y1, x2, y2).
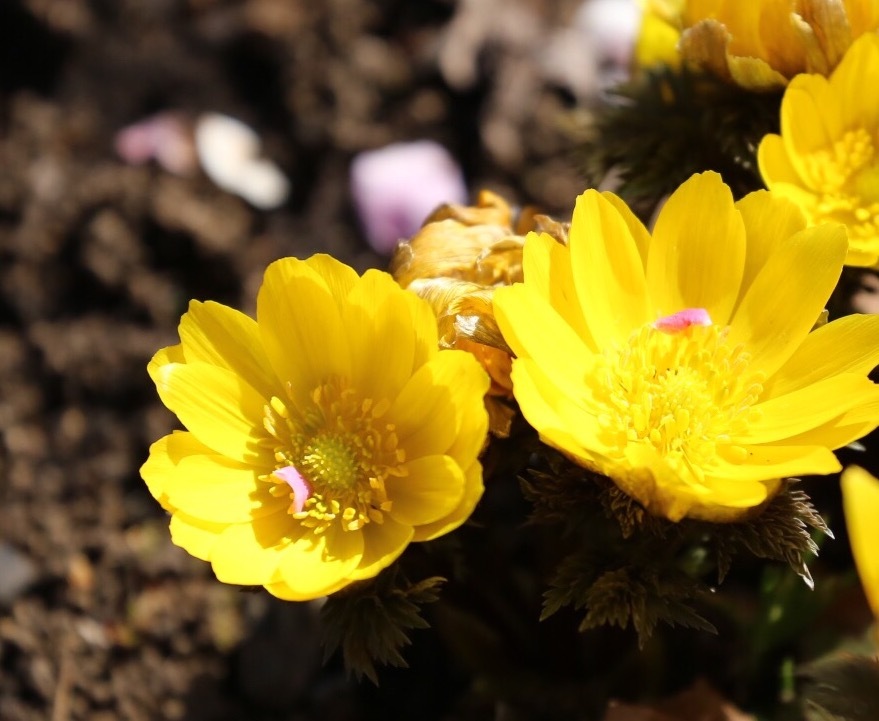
(806, 128, 879, 239)
(592, 313, 763, 483)
(261, 376, 406, 533)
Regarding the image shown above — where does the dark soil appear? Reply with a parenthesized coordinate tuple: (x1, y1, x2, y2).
(0, 1, 591, 719)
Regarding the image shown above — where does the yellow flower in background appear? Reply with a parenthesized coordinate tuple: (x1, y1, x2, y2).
(495, 171, 879, 522)
(759, 33, 879, 266)
(142, 255, 489, 601)
(841, 466, 879, 620)
(636, 0, 879, 90)
(635, 0, 685, 69)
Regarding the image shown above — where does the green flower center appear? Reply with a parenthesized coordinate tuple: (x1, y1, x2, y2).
(592, 319, 763, 482)
(300, 433, 359, 495)
(261, 376, 406, 533)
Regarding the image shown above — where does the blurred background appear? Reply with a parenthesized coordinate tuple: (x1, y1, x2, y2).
(0, 0, 640, 718)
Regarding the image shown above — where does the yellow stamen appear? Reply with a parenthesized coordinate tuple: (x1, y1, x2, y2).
(592, 323, 763, 484)
(260, 376, 406, 534)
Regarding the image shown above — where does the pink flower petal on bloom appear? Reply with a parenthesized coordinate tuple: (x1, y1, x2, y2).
(652, 307, 713, 333)
(274, 466, 312, 514)
(350, 140, 468, 255)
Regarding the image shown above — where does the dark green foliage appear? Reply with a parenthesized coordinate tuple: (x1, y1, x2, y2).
(319, 568, 444, 683)
(524, 450, 831, 648)
(579, 67, 782, 213)
(542, 557, 716, 645)
(706, 481, 832, 586)
(800, 654, 879, 721)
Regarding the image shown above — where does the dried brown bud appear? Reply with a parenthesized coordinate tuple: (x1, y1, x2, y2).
(390, 190, 567, 437)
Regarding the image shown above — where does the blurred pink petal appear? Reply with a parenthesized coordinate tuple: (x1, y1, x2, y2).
(350, 140, 468, 255)
(114, 112, 197, 176)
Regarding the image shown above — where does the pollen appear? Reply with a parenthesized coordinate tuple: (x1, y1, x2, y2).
(592, 320, 763, 484)
(261, 376, 405, 534)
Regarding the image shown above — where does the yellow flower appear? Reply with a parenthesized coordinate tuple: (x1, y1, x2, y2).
(635, 0, 686, 69)
(141, 255, 489, 601)
(841, 466, 879, 620)
(759, 33, 879, 266)
(636, 0, 879, 90)
(494, 171, 879, 522)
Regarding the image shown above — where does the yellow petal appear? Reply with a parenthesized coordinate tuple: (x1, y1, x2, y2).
(737, 374, 877, 444)
(635, 11, 682, 68)
(770, 398, 879, 449)
(152, 362, 274, 465)
(757, 134, 803, 189)
(343, 269, 419, 401)
(601, 192, 652, 267)
(400, 284, 441, 373)
(521, 232, 596, 351)
(763, 314, 879, 397)
(443, 362, 492, 470)
(140, 431, 201, 509)
(387, 455, 466, 527)
(696, 474, 771, 508)
(256, 257, 351, 402)
(348, 517, 414, 581)
(264, 576, 351, 601)
(647, 171, 745, 325)
(179, 300, 278, 400)
(169, 512, 225, 561)
(209, 511, 296, 585)
(510, 358, 606, 466)
(780, 78, 841, 180)
(304, 253, 359, 309)
(148, 343, 185, 385)
(735, 189, 807, 299)
(392, 350, 488, 459)
(276, 525, 364, 600)
(494, 282, 597, 394)
(727, 223, 846, 378)
(831, 33, 879, 131)
(713, 443, 842, 480)
(569, 190, 652, 346)
(612, 445, 696, 521)
(413, 459, 484, 542)
(160, 454, 285, 524)
(841, 466, 879, 618)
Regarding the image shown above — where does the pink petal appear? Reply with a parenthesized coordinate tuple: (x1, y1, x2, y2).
(652, 308, 713, 333)
(274, 466, 312, 514)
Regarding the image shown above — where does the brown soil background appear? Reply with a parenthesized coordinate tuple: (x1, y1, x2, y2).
(0, 1, 597, 719)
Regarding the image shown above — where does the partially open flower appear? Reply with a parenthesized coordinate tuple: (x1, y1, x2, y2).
(841, 466, 879, 623)
(759, 33, 879, 266)
(636, 0, 879, 90)
(391, 190, 568, 436)
(142, 254, 489, 601)
(495, 171, 879, 522)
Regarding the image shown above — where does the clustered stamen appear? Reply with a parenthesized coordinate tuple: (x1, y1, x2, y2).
(807, 128, 879, 239)
(592, 318, 763, 485)
(260, 376, 406, 534)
